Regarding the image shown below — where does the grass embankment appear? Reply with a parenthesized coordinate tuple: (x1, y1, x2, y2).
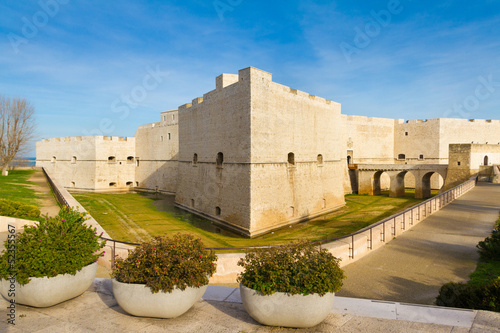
(0, 170, 40, 206)
(73, 189, 433, 249)
(469, 217, 500, 287)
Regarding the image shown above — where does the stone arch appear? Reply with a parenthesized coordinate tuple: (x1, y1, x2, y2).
(389, 170, 408, 197)
(484, 155, 489, 166)
(372, 171, 384, 195)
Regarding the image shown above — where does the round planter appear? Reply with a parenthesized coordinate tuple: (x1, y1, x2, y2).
(112, 279, 208, 318)
(0, 262, 97, 307)
(240, 284, 335, 328)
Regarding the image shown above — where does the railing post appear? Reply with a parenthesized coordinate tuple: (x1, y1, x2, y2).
(111, 241, 116, 268)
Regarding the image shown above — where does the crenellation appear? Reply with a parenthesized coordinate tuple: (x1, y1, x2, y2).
(36, 66, 500, 237)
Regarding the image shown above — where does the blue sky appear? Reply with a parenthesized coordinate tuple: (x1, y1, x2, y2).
(1, 1, 499, 156)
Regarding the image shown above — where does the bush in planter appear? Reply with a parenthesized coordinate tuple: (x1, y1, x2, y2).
(0, 206, 106, 285)
(237, 241, 345, 296)
(112, 233, 217, 293)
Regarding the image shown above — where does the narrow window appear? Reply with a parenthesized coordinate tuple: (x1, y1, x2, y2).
(135, 181, 139, 186)
(173, 114, 175, 120)
(216, 152, 223, 168)
(71, 156, 77, 164)
(484, 156, 489, 166)
(193, 153, 198, 166)
(168, 133, 171, 140)
(51, 156, 56, 163)
(160, 136, 163, 142)
(398, 154, 405, 160)
(405, 132, 408, 136)
(71, 181, 75, 187)
(419, 154, 424, 160)
(108, 156, 116, 163)
(126, 181, 133, 187)
(163, 115, 166, 121)
(288, 152, 295, 165)
(322, 199, 326, 209)
(109, 182, 117, 187)
(191, 199, 195, 207)
(136, 158, 140, 167)
(457, 161, 461, 166)
(215, 206, 221, 216)
(317, 154, 323, 165)
(289, 206, 294, 217)
(347, 156, 351, 164)
(127, 156, 134, 163)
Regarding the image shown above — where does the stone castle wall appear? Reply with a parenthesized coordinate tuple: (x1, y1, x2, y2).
(36, 136, 136, 190)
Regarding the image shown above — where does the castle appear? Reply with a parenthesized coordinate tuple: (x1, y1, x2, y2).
(36, 67, 500, 237)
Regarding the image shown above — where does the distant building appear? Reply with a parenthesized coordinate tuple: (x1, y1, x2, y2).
(37, 67, 500, 237)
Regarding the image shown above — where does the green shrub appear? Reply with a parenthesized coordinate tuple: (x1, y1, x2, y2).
(237, 241, 345, 296)
(477, 224, 500, 260)
(436, 279, 500, 311)
(0, 198, 40, 220)
(0, 207, 106, 285)
(112, 233, 217, 293)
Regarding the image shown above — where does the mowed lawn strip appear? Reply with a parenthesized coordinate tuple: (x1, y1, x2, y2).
(73, 190, 431, 249)
(0, 170, 40, 206)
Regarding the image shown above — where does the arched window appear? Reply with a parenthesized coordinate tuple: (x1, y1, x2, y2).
(398, 154, 406, 160)
(193, 153, 198, 165)
(484, 155, 489, 166)
(108, 156, 116, 163)
(317, 154, 323, 165)
(347, 156, 351, 164)
(127, 156, 134, 163)
(215, 206, 221, 216)
(71, 156, 77, 164)
(51, 156, 56, 163)
(288, 152, 295, 166)
(216, 152, 223, 168)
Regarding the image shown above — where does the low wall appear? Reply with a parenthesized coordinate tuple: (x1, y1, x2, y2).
(0, 216, 38, 232)
(42, 168, 477, 284)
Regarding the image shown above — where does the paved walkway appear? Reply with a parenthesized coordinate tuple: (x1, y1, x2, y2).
(337, 182, 500, 304)
(1, 280, 499, 332)
(27, 170, 60, 217)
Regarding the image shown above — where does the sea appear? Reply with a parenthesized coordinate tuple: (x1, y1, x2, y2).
(11, 157, 36, 167)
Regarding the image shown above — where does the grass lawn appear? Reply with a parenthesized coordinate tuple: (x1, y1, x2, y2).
(73, 189, 433, 249)
(0, 170, 40, 206)
(469, 217, 500, 287)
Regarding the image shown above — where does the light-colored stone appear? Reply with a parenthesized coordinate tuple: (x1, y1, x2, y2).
(239, 284, 336, 328)
(0, 262, 97, 307)
(112, 279, 207, 319)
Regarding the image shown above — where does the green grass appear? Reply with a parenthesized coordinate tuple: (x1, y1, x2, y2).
(0, 170, 40, 206)
(73, 189, 430, 249)
(469, 217, 500, 286)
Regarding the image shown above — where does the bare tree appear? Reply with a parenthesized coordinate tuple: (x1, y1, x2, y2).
(0, 96, 36, 176)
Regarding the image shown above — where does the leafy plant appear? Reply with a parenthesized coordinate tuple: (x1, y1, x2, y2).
(0, 198, 40, 220)
(477, 220, 500, 260)
(237, 241, 345, 296)
(436, 279, 500, 311)
(112, 233, 217, 293)
(0, 207, 106, 285)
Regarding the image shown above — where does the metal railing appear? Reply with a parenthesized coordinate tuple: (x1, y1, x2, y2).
(42, 167, 477, 266)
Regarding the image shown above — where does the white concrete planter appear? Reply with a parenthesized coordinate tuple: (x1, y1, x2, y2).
(240, 284, 335, 328)
(112, 279, 208, 318)
(0, 262, 97, 307)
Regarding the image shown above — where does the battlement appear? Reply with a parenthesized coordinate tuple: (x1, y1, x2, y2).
(342, 114, 395, 123)
(42, 136, 132, 143)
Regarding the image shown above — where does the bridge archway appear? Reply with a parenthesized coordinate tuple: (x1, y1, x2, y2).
(415, 171, 445, 199)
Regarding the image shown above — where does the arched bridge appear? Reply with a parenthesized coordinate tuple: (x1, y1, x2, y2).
(354, 164, 448, 199)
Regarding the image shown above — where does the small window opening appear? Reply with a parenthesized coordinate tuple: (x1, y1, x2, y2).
(321, 199, 326, 209)
(191, 199, 195, 208)
(398, 154, 405, 160)
(193, 153, 198, 165)
(168, 133, 171, 140)
(71, 156, 77, 164)
(405, 132, 408, 136)
(160, 136, 163, 142)
(289, 206, 294, 217)
(51, 156, 56, 163)
(216, 152, 223, 168)
(215, 206, 221, 216)
(457, 161, 461, 166)
(108, 156, 116, 163)
(135, 181, 139, 186)
(317, 154, 323, 165)
(127, 156, 134, 163)
(288, 152, 295, 165)
(484, 155, 489, 166)
(136, 158, 140, 167)
(71, 181, 75, 187)
(173, 114, 175, 120)
(419, 154, 424, 160)
(109, 182, 117, 187)
(126, 181, 133, 187)
(347, 156, 351, 164)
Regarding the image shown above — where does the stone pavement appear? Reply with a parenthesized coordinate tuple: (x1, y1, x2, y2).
(1, 280, 499, 332)
(337, 182, 500, 305)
